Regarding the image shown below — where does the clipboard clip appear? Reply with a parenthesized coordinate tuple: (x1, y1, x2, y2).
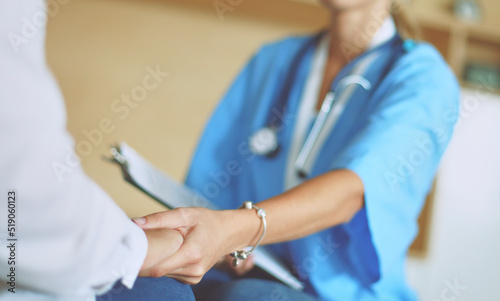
(102, 145, 128, 167)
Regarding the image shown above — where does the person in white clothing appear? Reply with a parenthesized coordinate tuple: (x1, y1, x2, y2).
(0, 1, 194, 300)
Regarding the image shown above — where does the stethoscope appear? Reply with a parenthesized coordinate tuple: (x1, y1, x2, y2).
(248, 33, 409, 178)
(249, 75, 372, 178)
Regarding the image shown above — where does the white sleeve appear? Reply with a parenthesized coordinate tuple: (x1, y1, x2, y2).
(0, 0, 148, 298)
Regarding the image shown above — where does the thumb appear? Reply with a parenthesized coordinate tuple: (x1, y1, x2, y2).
(133, 208, 188, 229)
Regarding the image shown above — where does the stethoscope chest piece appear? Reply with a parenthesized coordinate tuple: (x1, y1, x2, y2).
(249, 127, 279, 157)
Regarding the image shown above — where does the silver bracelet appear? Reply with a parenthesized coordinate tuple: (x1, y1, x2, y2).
(230, 201, 267, 267)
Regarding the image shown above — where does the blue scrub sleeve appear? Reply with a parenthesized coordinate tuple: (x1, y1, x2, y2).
(331, 47, 460, 283)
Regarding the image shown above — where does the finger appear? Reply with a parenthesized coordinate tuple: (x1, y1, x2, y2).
(147, 239, 202, 276)
(138, 268, 152, 277)
(133, 208, 189, 230)
(140, 229, 184, 273)
(152, 258, 205, 282)
(164, 274, 204, 285)
(163, 261, 206, 279)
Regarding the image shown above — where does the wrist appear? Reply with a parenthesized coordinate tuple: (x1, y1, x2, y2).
(221, 207, 263, 252)
(229, 202, 267, 267)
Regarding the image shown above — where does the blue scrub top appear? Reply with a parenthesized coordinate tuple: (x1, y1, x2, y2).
(185, 34, 459, 300)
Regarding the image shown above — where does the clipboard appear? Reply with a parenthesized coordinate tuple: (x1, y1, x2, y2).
(106, 142, 305, 291)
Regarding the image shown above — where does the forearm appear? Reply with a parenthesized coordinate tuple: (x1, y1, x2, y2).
(135, 169, 364, 283)
(235, 169, 365, 248)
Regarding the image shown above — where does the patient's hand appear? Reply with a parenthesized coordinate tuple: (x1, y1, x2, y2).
(139, 228, 184, 275)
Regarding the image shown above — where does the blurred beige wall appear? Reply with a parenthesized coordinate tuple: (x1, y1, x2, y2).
(45, 0, 328, 217)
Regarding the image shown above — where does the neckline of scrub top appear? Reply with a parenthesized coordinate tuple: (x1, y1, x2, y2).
(284, 17, 397, 190)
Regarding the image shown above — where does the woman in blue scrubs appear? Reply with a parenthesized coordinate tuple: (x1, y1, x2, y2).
(132, 0, 459, 300)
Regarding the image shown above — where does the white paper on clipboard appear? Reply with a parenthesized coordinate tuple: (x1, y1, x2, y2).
(109, 142, 305, 291)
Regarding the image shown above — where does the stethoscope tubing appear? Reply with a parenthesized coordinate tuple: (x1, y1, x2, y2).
(294, 52, 379, 178)
(249, 34, 406, 178)
(294, 91, 336, 177)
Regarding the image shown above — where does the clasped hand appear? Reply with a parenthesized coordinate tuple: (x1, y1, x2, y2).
(134, 207, 257, 284)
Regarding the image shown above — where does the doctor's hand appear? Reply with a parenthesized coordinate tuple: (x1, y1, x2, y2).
(133, 207, 259, 284)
